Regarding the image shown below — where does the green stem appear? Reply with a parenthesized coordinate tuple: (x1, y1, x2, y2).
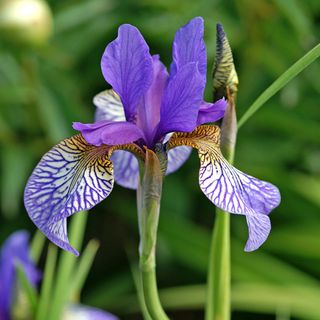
(205, 211, 231, 320)
(141, 269, 169, 320)
(138, 149, 169, 320)
(48, 212, 87, 320)
(206, 97, 236, 320)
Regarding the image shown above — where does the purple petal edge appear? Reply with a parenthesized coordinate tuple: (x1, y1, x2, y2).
(73, 121, 145, 146)
(197, 98, 227, 125)
(24, 135, 115, 255)
(101, 24, 153, 122)
(245, 215, 271, 251)
(171, 17, 206, 77)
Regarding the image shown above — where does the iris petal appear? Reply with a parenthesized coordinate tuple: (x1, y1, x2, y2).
(101, 24, 153, 122)
(171, 16, 206, 77)
(64, 304, 118, 320)
(0, 231, 40, 320)
(168, 125, 280, 250)
(73, 121, 145, 146)
(245, 215, 271, 251)
(156, 63, 205, 139)
(197, 99, 227, 125)
(94, 90, 125, 122)
(24, 135, 114, 255)
(111, 150, 139, 189)
(166, 146, 192, 175)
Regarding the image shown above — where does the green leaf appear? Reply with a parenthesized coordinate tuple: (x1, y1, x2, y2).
(35, 245, 58, 320)
(15, 262, 38, 315)
(69, 239, 100, 300)
(48, 212, 88, 320)
(238, 43, 320, 128)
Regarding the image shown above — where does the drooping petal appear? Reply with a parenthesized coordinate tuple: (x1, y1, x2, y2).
(64, 304, 118, 320)
(137, 55, 169, 144)
(111, 150, 139, 189)
(24, 135, 114, 255)
(245, 215, 271, 252)
(156, 63, 205, 139)
(166, 146, 192, 175)
(0, 231, 40, 320)
(197, 99, 227, 125)
(101, 24, 153, 122)
(171, 17, 206, 77)
(168, 125, 280, 250)
(94, 89, 126, 122)
(73, 121, 146, 146)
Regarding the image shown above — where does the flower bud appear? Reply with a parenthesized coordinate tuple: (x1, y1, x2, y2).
(0, 0, 53, 46)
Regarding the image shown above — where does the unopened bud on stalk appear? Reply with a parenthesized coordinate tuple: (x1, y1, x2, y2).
(0, 0, 53, 46)
(213, 23, 239, 161)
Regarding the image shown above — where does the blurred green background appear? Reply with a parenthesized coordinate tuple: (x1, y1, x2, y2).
(0, 0, 320, 319)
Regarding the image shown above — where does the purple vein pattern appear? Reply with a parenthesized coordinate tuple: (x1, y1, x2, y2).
(168, 125, 280, 251)
(24, 135, 114, 255)
(94, 89, 192, 188)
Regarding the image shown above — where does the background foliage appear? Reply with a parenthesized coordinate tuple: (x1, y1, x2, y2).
(0, 0, 319, 319)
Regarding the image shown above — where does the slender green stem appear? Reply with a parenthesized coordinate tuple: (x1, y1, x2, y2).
(205, 211, 231, 320)
(141, 269, 169, 320)
(30, 230, 46, 264)
(238, 43, 320, 129)
(36, 245, 58, 320)
(137, 149, 169, 320)
(48, 212, 87, 320)
(206, 96, 236, 320)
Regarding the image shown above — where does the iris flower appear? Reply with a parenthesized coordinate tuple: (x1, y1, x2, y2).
(0, 232, 117, 320)
(24, 17, 280, 256)
(0, 231, 40, 320)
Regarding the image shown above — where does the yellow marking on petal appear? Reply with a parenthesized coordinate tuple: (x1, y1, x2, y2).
(108, 143, 145, 161)
(168, 125, 221, 151)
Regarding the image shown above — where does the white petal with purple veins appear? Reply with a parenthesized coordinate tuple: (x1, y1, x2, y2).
(198, 149, 280, 216)
(245, 214, 271, 252)
(168, 125, 280, 250)
(93, 89, 125, 122)
(24, 135, 114, 255)
(111, 150, 139, 189)
(166, 146, 192, 175)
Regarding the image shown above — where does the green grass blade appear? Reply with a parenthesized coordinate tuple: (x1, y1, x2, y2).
(238, 43, 320, 129)
(36, 244, 58, 320)
(30, 230, 46, 264)
(15, 263, 38, 314)
(69, 239, 100, 301)
(48, 212, 88, 320)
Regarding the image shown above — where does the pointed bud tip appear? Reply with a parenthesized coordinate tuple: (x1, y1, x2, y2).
(216, 23, 226, 38)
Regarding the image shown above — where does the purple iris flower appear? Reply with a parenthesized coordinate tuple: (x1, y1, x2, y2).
(24, 17, 280, 256)
(64, 304, 118, 320)
(0, 231, 40, 320)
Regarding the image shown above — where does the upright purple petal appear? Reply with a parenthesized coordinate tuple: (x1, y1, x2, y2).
(137, 55, 169, 144)
(197, 99, 227, 125)
(111, 150, 139, 189)
(156, 63, 205, 139)
(64, 304, 118, 320)
(73, 121, 145, 146)
(24, 135, 115, 255)
(0, 231, 40, 320)
(171, 17, 206, 77)
(93, 90, 126, 122)
(101, 24, 153, 122)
